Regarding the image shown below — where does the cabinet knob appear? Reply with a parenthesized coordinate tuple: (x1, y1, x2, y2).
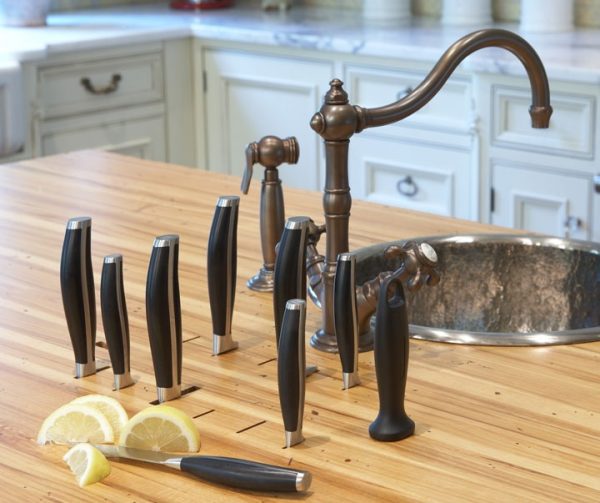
(80, 74, 122, 95)
(594, 174, 600, 194)
(396, 176, 418, 197)
(564, 216, 583, 236)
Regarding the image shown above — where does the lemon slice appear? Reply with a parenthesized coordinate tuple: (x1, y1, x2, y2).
(70, 395, 128, 442)
(118, 405, 200, 452)
(37, 403, 114, 445)
(63, 443, 111, 487)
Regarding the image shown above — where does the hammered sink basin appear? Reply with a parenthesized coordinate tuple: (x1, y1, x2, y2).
(356, 234, 600, 346)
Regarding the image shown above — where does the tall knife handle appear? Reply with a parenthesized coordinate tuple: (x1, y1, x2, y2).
(60, 216, 96, 378)
(207, 196, 240, 355)
(273, 216, 309, 347)
(277, 299, 306, 448)
(333, 253, 360, 389)
(178, 455, 311, 493)
(101, 254, 133, 390)
(146, 235, 182, 402)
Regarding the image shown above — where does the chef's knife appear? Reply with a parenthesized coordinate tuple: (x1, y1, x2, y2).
(60, 216, 96, 378)
(146, 234, 182, 402)
(277, 299, 306, 448)
(333, 253, 360, 389)
(207, 196, 239, 355)
(100, 254, 134, 390)
(90, 444, 312, 493)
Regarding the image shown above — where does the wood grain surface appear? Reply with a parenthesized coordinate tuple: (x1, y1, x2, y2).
(0, 151, 598, 502)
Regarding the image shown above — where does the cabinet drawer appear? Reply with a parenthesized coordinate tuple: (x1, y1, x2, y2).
(38, 51, 164, 119)
(492, 85, 595, 159)
(345, 65, 473, 133)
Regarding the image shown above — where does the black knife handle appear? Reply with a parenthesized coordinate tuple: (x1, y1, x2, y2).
(333, 253, 360, 388)
(207, 196, 239, 337)
(369, 274, 414, 442)
(277, 299, 306, 447)
(179, 455, 311, 493)
(60, 216, 96, 377)
(273, 217, 308, 347)
(146, 235, 181, 402)
(100, 254, 131, 381)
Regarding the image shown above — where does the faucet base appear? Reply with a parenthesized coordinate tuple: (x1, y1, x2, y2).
(310, 328, 373, 353)
(246, 267, 274, 292)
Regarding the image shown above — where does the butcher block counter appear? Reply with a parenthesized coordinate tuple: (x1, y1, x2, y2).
(0, 151, 598, 502)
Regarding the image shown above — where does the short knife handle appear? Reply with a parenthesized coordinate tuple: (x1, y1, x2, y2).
(207, 196, 239, 337)
(179, 455, 311, 493)
(273, 217, 308, 347)
(277, 299, 306, 447)
(60, 217, 96, 377)
(146, 235, 182, 401)
(333, 253, 359, 375)
(100, 254, 130, 375)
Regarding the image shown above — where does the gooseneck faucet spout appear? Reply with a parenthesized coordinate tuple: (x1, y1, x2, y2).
(309, 29, 553, 352)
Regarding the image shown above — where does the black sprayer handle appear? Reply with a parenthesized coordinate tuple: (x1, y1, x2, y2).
(369, 273, 415, 442)
(146, 234, 182, 402)
(60, 217, 96, 378)
(100, 254, 130, 375)
(333, 253, 360, 387)
(277, 299, 306, 447)
(179, 455, 311, 493)
(272, 216, 309, 347)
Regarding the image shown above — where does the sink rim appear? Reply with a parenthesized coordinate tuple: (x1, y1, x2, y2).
(358, 233, 600, 346)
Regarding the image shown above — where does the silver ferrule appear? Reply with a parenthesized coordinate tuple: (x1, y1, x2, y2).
(103, 253, 123, 264)
(75, 361, 96, 378)
(295, 471, 312, 492)
(153, 234, 179, 248)
(113, 372, 134, 391)
(213, 332, 239, 355)
(67, 216, 91, 230)
(217, 195, 240, 208)
(157, 385, 181, 403)
(342, 371, 361, 390)
(337, 252, 354, 262)
(285, 299, 306, 311)
(285, 429, 305, 448)
(285, 216, 310, 230)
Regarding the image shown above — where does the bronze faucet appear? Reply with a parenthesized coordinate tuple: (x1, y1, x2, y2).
(307, 29, 553, 352)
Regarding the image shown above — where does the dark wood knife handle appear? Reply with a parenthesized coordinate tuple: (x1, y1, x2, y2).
(333, 253, 358, 374)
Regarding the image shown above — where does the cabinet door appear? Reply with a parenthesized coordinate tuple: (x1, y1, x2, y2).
(203, 49, 332, 191)
(491, 162, 592, 240)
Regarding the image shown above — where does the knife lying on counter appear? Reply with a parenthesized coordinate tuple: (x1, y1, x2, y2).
(90, 444, 312, 493)
(60, 216, 96, 378)
(207, 196, 240, 355)
(100, 254, 134, 390)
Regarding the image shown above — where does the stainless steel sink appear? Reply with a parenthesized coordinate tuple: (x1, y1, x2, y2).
(355, 234, 600, 346)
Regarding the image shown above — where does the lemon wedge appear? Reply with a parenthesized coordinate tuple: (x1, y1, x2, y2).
(118, 405, 200, 452)
(69, 395, 128, 442)
(63, 443, 111, 487)
(37, 403, 114, 445)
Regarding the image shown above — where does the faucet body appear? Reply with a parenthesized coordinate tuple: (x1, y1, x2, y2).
(307, 29, 552, 352)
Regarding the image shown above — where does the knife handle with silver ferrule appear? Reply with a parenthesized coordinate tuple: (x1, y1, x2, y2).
(100, 254, 133, 390)
(277, 299, 306, 448)
(273, 216, 308, 348)
(60, 216, 96, 378)
(207, 196, 240, 355)
(333, 253, 360, 389)
(146, 235, 182, 402)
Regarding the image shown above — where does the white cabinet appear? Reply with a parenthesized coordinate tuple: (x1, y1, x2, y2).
(200, 46, 333, 191)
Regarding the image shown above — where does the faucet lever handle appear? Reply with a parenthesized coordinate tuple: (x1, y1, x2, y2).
(241, 142, 258, 195)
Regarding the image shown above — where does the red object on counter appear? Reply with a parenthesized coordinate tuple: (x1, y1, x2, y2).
(170, 0, 233, 9)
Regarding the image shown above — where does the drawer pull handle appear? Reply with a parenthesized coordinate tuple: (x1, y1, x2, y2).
(396, 176, 418, 197)
(396, 86, 413, 101)
(80, 74, 122, 95)
(564, 216, 582, 235)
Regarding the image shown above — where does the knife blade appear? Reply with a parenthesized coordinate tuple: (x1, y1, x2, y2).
(277, 299, 306, 448)
(207, 196, 239, 355)
(146, 234, 182, 402)
(100, 254, 134, 390)
(333, 253, 360, 389)
(60, 216, 96, 378)
(92, 444, 312, 493)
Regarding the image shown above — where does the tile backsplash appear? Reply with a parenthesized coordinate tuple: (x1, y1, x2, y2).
(50, 0, 600, 27)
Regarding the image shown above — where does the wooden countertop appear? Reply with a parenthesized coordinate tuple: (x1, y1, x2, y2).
(1, 151, 598, 502)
